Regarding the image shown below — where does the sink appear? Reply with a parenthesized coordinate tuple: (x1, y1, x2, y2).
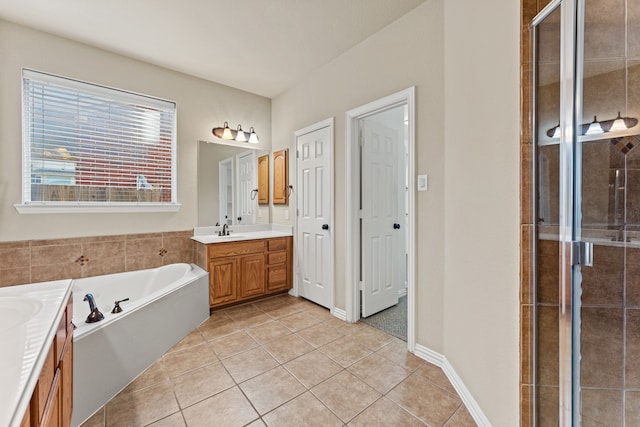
(197, 234, 246, 243)
(0, 297, 43, 333)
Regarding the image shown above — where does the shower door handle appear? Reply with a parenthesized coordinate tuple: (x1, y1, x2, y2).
(572, 241, 593, 267)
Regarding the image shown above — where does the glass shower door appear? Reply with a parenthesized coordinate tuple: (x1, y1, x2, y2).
(534, 0, 640, 424)
(576, 0, 639, 423)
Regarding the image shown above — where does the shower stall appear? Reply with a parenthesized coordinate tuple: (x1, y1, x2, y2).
(531, 0, 640, 424)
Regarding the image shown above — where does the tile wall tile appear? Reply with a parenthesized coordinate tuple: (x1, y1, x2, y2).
(536, 305, 559, 386)
(583, 0, 625, 60)
(625, 390, 640, 425)
(581, 388, 623, 426)
(581, 307, 624, 388)
(626, 309, 640, 388)
(581, 245, 624, 306)
(536, 385, 558, 427)
(627, 248, 640, 306)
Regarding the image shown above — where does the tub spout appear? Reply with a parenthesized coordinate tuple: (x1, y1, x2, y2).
(83, 293, 104, 323)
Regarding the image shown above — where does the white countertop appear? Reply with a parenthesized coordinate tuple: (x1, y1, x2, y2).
(0, 279, 72, 427)
(191, 229, 292, 244)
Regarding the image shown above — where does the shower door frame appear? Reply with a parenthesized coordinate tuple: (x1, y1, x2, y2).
(532, 0, 584, 424)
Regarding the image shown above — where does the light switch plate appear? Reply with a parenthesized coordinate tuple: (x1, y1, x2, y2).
(417, 174, 428, 191)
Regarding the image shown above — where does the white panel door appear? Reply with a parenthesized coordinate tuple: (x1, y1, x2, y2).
(237, 151, 256, 225)
(296, 125, 332, 308)
(361, 119, 401, 317)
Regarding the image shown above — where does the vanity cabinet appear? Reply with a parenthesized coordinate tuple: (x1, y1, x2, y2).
(20, 295, 73, 427)
(201, 237, 292, 308)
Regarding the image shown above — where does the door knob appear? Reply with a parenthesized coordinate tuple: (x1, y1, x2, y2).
(393, 223, 401, 230)
(322, 224, 329, 230)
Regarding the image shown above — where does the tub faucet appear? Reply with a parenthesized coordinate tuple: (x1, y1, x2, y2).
(83, 293, 104, 323)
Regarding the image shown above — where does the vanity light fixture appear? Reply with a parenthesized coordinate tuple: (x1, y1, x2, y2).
(212, 122, 260, 144)
(235, 124, 247, 142)
(585, 116, 604, 135)
(546, 112, 639, 139)
(248, 127, 259, 144)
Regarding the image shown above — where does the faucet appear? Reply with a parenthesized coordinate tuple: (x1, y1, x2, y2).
(83, 293, 104, 323)
(219, 223, 229, 236)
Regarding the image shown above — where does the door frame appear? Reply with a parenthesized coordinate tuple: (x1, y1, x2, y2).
(291, 117, 335, 313)
(345, 87, 416, 351)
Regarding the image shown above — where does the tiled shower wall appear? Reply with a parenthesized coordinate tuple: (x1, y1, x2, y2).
(0, 230, 195, 287)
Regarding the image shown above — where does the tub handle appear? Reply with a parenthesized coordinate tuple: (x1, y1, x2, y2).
(111, 298, 130, 314)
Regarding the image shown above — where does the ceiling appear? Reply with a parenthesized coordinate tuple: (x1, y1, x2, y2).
(0, 0, 426, 98)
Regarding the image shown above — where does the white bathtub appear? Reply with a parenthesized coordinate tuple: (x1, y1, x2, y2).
(71, 263, 209, 427)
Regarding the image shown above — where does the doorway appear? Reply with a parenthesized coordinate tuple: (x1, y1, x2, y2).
(346, 87, 416, 351)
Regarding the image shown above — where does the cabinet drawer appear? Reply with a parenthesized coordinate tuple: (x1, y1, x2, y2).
(267, 238, 287, 251)
(268, 264, 287, 284)
(208, 240, 265, 258)
(267, 251, 287, 265)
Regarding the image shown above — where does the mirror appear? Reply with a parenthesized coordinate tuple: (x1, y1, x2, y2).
(198, 141, 269, 226)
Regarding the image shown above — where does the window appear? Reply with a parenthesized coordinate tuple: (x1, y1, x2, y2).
(17, 69, 179, 213)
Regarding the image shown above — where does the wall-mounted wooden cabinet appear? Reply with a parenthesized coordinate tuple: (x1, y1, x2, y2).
(257, 154, 269, 205)
(198, 237, 292, 309)
(273, 149, 288, 204)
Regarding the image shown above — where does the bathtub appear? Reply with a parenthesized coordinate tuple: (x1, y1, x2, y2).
(70, 263, 209, 427)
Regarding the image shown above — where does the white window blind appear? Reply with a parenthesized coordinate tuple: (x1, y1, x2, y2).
(20, 69, 177, 211)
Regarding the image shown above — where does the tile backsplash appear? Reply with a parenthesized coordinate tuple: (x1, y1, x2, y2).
(0, 230, 194, 287)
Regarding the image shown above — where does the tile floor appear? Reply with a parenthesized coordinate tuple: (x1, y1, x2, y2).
(80, 294, 476, 427)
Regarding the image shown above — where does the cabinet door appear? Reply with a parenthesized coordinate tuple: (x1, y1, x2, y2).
(267, 264, 288, 292)
(239, 254, 265, 299)
(60, 332, 73, 427)
(209, 257, 238, 306)
(41, 369, 60, 427)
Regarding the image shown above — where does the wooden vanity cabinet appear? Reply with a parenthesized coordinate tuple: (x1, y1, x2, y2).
(21, 295, 73, 427)
(202, 237, 292, 308)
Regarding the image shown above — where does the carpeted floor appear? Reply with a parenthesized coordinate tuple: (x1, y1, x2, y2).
(361, 296, 407, 341)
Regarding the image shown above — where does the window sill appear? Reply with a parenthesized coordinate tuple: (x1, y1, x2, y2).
(14, 203, 182, 214)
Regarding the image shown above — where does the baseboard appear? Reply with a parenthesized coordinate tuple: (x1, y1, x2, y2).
(398, 287, 407, 298)
(413, 344, 492, 427)
(331, 306, 347, 321)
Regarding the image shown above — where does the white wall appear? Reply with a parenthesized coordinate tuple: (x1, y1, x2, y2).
(443, 1, 520, 426)
(272, 0, 520, 425)
(0, 19, 271, 241)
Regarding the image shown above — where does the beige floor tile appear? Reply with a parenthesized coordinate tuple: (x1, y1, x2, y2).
(148, 412, 186, 427)
(351, 325, 395, 351)
(246, 419, 267, 426)
(79, 406, 104, 427)
(296, 322, 345, 348)
(122, 359, 170, 394)
(284, 349, 343, 388)
(247, 320, 292, 344)
(320, 335, 373, 367)
(444, 405, 477, 426)
(348, 397, 425, 427)
(221, 346, 280, 383)
(233, 312, 273, 329)
(165, 328, 206, 354)
(209, 331, 259, 359)
(182, 386, 259, 427)
(387, 374, 461, 426)
(278, 311, 323, 332)
(223, 302, 261, 320)
(303, 304, 336, 321)
(348, 353, 411, 394)
(264, 302, 305, 318)
(414, 362, 457, 395)
(198, 316, 243, 340)
(172, 361, 235, 408)
(311, 370, 381, 423)
(240, 366, 306, 415)
(323, 317, 367, 336)
(262, 391, 343, 427)
(162, 342, 218, 378)
(376, 339, 425, 372)
(263, 333, 315, 363)
(106, 381, 179, 427)
(253, 295, 290, 310)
